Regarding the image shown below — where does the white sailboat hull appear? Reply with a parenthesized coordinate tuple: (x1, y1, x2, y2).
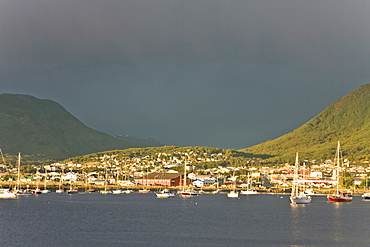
(227, 191, 239, 198)
(0, 189, 17, 198)
(240, 189, 258, 195)
(290, 196, 312, 204)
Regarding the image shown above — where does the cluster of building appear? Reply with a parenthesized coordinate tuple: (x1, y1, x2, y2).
(1, 151, 369, 189)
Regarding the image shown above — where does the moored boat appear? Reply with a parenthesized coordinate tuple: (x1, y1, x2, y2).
(327, 142, 353, 202)
(241, 173, 258, 195)
(227, 190, 239, 198)
(227, 170, 239, 198)
(138, 189, 150, 193)
(179, 189, 199, 197)
(32, 188, 42, 194)
(290, 153, 311, 204)
(178, 162, 199, 197)
(156, 189, 175, 198)
(100, 190, 112, 194)
(240, 189, 258, 195)
(112, 189, 123, 194)
(361, 192, 370, 200)
(0, 188, 17, 198)
(327, 192, 353, 202)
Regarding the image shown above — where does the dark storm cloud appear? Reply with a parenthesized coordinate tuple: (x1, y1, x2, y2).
(1, 0, 369, 149)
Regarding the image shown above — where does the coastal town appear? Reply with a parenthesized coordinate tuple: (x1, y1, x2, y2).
(1, 148, 369, 195)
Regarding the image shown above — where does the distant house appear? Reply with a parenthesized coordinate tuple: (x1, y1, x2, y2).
(134, 172, 185, 186)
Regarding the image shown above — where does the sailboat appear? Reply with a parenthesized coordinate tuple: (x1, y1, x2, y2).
(227, 170, 239, 198)
(32, 168, 42, 194)
(0, 188, 17, 199)
(327, 142, 353, 202)
(156, 171, 175, 198)
(100, 167, 111, 194)
(290, 152, 311, 204)
(56, 167, 64, 193)
(179, 162, 199, 197)
(41, 167, 51, 193)
(240, 172, 258, 195)
(15, 153, 32, 196)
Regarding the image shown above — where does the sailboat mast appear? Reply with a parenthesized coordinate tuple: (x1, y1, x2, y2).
(17, 152, 21, 190)
(292, 153, 299, 197)
(183, 161, 187, 190)
(336, 141, 341, 195)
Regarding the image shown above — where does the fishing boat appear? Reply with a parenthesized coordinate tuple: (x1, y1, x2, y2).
(327, 142, 353, 202)
(290, 153, 311, 204)
(0, 188, 17, 199)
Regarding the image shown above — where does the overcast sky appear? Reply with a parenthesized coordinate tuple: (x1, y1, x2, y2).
(1, 0, 369, 149)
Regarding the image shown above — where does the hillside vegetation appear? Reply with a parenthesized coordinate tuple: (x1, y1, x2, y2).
(240, 84, 370, 164)
(0, 94, 137, 162)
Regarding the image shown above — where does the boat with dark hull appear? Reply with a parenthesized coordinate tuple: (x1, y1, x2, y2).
(327, 142, 353, 202)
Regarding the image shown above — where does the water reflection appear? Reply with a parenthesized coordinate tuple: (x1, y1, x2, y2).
(289, 203, 308, 243)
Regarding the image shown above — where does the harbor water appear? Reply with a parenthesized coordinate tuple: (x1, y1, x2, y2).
(0, 193, 369, 247)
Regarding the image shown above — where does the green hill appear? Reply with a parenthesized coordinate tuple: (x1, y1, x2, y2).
(240, 84, 370, 164)
(0, 94, 138, 162)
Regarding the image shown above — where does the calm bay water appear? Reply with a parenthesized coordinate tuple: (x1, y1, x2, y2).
(0, 193, 369, 247)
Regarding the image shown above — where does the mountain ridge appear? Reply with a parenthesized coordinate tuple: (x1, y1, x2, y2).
(240, 83, 370, 163)
(0, 94, 138, 162)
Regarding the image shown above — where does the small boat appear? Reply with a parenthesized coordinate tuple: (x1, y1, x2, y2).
(290, 153, 311, 204)
(138, 189, 150, 193)
(122, 189, 132, 194)
(327, 142, 353, 202)
(227, 170, 239, 198)
(112, 189, 123, 194)
(227, 190, 239, 198)
(212, 189, 222, 194)
(42, 167, 51, 194)
(67, 189, 78, 194)
(0, 188, 17, 199)
(156, 189, 175, 198)
(361, 192, 370, 200)
(55, 189, 64, 194)
(100, 190, 112, 194)
(241, 173, 258, 195)
(303, 188, 315, 196)
(86, 189, 96, 193)
(33, 168, 42, 194)
(327, 192, 353, 202)
(240, 189, 258, 195)
(32, 188, 42, 194)
(179, 189, 199, 197)
(16, 189, 33, 196)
